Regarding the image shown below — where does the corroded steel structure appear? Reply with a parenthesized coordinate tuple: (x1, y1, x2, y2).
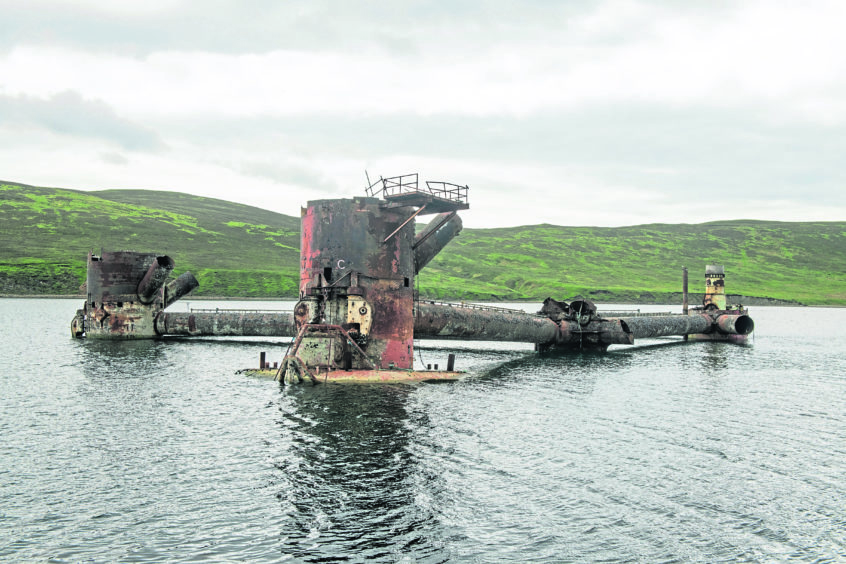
(72, 251, 199, 339)
(70, 173, 754, 384)
(704, 264, 727, 310)
(284, 178, 470, 383)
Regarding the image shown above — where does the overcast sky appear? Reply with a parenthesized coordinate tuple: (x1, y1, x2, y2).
(1, 1, 844, 228)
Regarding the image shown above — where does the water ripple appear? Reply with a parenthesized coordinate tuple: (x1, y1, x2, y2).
(0, 301, 844, 562)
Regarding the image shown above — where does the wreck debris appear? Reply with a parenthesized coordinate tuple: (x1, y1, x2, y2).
(72, 251, 198, 339)
(70, 173, 755, 384)
(281, 175, 469, 384)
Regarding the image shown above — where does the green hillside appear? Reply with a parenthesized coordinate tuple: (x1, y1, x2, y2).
(2, 181, 845, 305)
(0, 182, 300, 297)
(419, 222, 846, 305)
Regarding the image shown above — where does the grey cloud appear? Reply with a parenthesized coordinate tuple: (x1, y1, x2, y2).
(159, 104, 846, 208)
(0, 1, 604, 56)
(239, 159, 341, 193)
(100, 152, 129, 165)
(0, 90, 164, 151)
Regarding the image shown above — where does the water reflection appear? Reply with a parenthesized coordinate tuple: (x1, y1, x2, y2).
(76, 339, 172, 377)
(476, 350, 634, 397)
(273, 384, 447, 562)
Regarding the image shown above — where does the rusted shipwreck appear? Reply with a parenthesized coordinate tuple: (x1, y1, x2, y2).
(71, 174, 754, 384)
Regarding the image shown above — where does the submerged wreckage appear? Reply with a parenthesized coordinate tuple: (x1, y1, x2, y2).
(71, 174, 754, 383)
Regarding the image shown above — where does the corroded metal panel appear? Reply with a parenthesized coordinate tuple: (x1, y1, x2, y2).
(87, 251, 160, 303)
(299, 198, 416, 297)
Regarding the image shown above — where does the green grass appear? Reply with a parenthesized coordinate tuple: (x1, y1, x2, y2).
(2, 181, 845, 304)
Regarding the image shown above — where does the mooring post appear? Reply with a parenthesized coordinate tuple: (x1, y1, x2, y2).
(260, 351, 266, 370)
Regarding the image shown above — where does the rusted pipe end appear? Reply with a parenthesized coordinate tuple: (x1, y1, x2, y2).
(715, 314, 755, 335)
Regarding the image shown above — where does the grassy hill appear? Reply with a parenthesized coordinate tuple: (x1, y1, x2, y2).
(2, 181, 845, 305)
(420, 222, 846, 305)
(0, 181, 300, 297)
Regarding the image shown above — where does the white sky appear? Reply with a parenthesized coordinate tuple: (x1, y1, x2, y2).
(1, 0, 844, 227)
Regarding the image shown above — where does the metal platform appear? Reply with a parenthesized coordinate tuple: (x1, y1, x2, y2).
(366, 173, 469, 213)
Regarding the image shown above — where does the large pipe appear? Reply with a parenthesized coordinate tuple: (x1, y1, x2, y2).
(164, 271, 200, 308)
(414, 302, 559, 343)
(155, 312, 298, 337)
(715, 314, 755, 335)
(136, 256, 175, 304)
(413, 212, 463, 273)
(557, 318, 634, 347)
(616, 314, 712, 339)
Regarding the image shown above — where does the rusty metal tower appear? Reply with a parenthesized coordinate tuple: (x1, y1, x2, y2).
(282, 174, 468, 382)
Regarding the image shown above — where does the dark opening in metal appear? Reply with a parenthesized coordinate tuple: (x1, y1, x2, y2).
(735, 315, 755, 335)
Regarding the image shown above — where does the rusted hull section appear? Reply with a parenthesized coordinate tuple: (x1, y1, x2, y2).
(76, 251, 199, 339)
(155, 312, 297, 337)
(413, 301, 750, 351)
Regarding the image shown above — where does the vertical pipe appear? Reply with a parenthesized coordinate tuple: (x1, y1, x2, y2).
(260, 351, 266, 370)
(682, 267, 689, 315)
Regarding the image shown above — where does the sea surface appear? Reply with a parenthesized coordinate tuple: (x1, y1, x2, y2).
(1, 298, 844, 563)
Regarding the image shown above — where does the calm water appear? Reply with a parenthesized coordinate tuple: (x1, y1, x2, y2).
(1, 299, 844, 563)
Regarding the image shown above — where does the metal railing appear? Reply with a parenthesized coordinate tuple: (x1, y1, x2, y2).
(415, 300, 525, 314)
(366, 173, 469, 205)
(189, 308, 293, 314)
(424, 181, 469, 205)
(599, 310, 674, 317)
